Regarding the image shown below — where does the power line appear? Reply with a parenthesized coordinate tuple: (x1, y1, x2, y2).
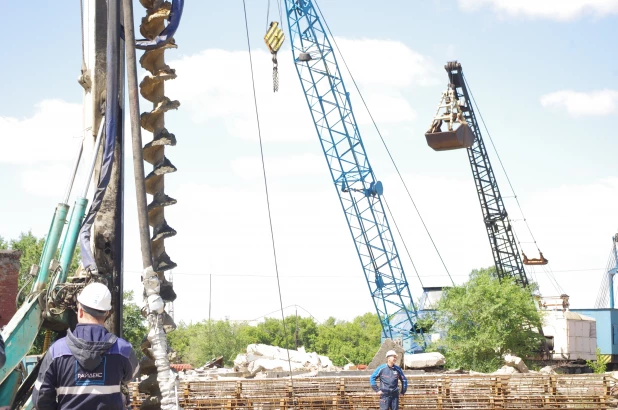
(242, 0, 295, 391)
(123, 268, 606, 278)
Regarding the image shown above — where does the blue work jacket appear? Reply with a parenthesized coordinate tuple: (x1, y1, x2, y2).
(32, 324, 138, 410)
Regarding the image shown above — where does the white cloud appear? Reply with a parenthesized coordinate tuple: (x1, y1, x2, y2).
(230, 154, 325, 180)
(458, 0, 618, 20)
(540, 89, 618, 117)
(332, 38, 438, 88)
(22, 164, 72, 197)
(0, 100, 82, 164)
(120, 166, 618, 323)
(166, 39, 434, 141)
(518, 177, 618, 308)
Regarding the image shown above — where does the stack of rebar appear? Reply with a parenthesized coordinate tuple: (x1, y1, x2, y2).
(129, 373, 618, 409)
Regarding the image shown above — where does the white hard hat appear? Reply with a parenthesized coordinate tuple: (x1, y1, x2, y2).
(77, 282, 112, 314)
(385, 350, 398, 358)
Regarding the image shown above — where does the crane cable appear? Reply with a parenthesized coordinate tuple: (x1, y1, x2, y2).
(462, 75, 541, 251)
(313, 1, 455, 287)
(595, 246, 617, 308)
(264, 0, 284, 31)
(462, 74, 565, 293)
(383, 198, 425, 288)
(242, 0, 296, 394)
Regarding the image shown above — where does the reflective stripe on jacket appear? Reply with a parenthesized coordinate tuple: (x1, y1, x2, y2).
(370, 364, 407, 395)
(32, 324, 137, 410)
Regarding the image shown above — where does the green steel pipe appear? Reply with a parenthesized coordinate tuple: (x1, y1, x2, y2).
(57, 205, 75, 261)
(58, 197, 89, 282)
(36, 209, 58, 281)
(33, 203, 70, 291)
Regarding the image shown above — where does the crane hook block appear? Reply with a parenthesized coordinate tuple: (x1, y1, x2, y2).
(522, 251, 549, 266)
(264, 22, 285, 54)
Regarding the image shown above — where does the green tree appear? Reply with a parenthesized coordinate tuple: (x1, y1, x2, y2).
(2, 232, 82, 354)
(433, 266, 544, 372)
(122, 291, 147, 358)
(10, 231, 46, 301)
(243, 315, 319, 352)
(168, 319, 254, 367)
(586, 348, 609, 374)
(4, 231, 80, 307)
(314, 312, 381, 366)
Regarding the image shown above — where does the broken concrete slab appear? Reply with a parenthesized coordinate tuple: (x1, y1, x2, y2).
(504, 354, 529, 373)
(492, 365, 519, 375)
(403, 352, 446, 369)
(233, 344, 336, 376)
(539, 366, 557, 375)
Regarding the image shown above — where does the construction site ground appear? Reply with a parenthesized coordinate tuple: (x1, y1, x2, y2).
(129, 372, 618, 409)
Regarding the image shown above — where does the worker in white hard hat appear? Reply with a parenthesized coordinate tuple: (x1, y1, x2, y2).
(32, 282, 138, 410)
(369, 349, 407, 410)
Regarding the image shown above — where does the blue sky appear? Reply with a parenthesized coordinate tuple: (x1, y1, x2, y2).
(1, 0, 617, 324)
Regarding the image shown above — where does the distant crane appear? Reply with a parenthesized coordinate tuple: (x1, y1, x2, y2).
(594, 233, 618, 309)
(425, 61, 549, 288)
(282, 0, 423, 352)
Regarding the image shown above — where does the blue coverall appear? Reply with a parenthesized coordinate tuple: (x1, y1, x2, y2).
(370, 363, 407, 410)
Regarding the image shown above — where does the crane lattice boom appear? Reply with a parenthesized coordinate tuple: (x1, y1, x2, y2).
(284, 0, 422, 352)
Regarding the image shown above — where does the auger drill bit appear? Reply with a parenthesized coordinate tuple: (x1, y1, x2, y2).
(137, 1, 180, 409)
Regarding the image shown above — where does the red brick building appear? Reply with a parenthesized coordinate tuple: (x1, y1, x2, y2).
(0, 250, 21, 328)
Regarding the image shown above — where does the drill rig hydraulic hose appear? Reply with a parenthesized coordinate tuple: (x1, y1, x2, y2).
(79, 0, 122, 275)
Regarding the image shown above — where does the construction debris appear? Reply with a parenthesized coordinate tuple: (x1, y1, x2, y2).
(539, 365, 558, 375)
(403, 351, 446, 369)
(504, 353, 529, 373)
(176, 364, 236, 382)
(233, 344, 335, 377)
(204, 356, 224, 368)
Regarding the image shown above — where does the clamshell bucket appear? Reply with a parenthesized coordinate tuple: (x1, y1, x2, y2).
(425, 123, 474, 151)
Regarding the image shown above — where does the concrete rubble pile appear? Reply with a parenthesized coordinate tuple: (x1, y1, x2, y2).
(234, 344, 335, 377)
(470, 354, 557, 376)
(177, 366, 236, 382)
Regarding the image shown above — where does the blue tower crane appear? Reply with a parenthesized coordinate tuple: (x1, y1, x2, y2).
(283, 0, 423, 352)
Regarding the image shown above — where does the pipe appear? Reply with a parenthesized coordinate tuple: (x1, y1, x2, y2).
(33, 203, 70, 291)
(58, 197, 89, 282)
(79, 0, 121, 272)
(610, 274, 615, 309)
(122, 0, 153, 270)
(56, 120, 106, 282)
(63, 139, 84, 204)
(82, 116, 106, 198)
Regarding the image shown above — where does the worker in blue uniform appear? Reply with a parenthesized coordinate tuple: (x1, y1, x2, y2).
(370, 350, 407, 410)
(32, 283, 138, 410)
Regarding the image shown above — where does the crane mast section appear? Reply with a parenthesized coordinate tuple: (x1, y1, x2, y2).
(285, 1, 420, 350)
(446, 64, 528, 287)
